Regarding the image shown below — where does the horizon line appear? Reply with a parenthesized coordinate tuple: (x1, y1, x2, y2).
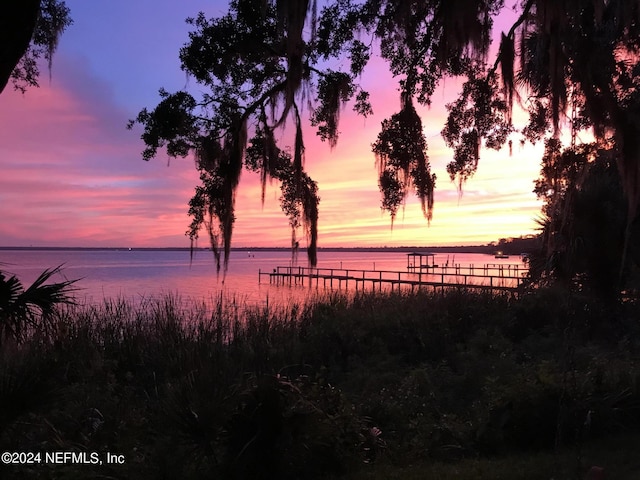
(0, 244, 514, 251)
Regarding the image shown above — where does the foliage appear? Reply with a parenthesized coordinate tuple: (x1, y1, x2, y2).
(372, 93, 436, 223)
(130, 0, 640, 292)
(129, 1, 371, 270)
(441, 70, 511, 188)
(343, 433, 640, 480)
(1, 289, 640, 478)
(528, 141, 640, 298)
(0, 350, 60, 435)
(132, 0, 480, 268)
(0, 0, 72, 94)
(244, 128, 320, 265)
(0, 265, 77, 344)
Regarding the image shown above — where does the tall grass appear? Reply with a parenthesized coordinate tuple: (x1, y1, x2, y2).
(1, 288, 639, 479)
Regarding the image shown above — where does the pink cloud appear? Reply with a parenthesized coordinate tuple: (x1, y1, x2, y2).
(0, 10, 546, 250)
(0, 55, 204, 247)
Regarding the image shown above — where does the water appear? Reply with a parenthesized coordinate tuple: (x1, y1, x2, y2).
(0, 249, 526, 308)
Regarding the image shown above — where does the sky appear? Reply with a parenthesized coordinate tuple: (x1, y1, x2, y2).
(0, 0, 545, 249)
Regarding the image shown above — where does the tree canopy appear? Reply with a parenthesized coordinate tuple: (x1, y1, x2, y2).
(529, 140, 638, 298)
(131, 0, 640, 275)
(0, 0, 71, 95)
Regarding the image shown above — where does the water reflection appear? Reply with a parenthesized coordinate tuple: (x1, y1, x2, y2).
(0, 249, 526, 308)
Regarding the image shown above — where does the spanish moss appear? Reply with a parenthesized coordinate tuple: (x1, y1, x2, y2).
(372, 94, 436, 224)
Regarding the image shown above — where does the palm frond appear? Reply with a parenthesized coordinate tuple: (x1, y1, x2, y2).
(0, 265, 79, 344)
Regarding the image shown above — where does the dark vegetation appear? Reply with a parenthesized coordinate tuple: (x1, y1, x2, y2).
(0, 1, 71, 95)
(3, 2, 640, 477)
(1, 281, 640, 479)
(129, 0, 640, 277)
(527, 141, 640, 301)
(488, 235, 540, 255)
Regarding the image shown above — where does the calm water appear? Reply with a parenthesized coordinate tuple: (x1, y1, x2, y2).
(0, 249, 526, 307)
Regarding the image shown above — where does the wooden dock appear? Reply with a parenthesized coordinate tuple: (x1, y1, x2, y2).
(259, 263, 526, 294)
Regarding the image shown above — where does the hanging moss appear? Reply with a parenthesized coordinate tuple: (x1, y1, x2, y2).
(372, 94, 436, 224)
(1, 0, 72, 94)
(310, 71, 354, 148)
(130, 0, 640, 289)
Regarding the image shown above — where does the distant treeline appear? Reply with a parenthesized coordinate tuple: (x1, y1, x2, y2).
(0, 235, 541, 254)
(488, 235, 541, 255)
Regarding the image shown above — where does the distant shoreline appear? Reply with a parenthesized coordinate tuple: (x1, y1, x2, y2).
(0, 245, 501, 254)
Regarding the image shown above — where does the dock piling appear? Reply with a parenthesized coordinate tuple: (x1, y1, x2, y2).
(258, 262, 525, 295)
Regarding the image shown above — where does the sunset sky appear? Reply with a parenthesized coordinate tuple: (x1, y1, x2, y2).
(0, 0, 547, 249)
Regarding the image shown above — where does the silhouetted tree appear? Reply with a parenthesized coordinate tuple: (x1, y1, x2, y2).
(529, 141, 639, 299)
(131, 0, 640, 272)
(0, 0, 71, 95)
(130, 0, 436, 270)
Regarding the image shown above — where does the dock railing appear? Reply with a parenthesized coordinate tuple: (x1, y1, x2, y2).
(259, 263, 526, 293)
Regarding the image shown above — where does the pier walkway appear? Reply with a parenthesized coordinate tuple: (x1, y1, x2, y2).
(259, 263, 527, 294)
